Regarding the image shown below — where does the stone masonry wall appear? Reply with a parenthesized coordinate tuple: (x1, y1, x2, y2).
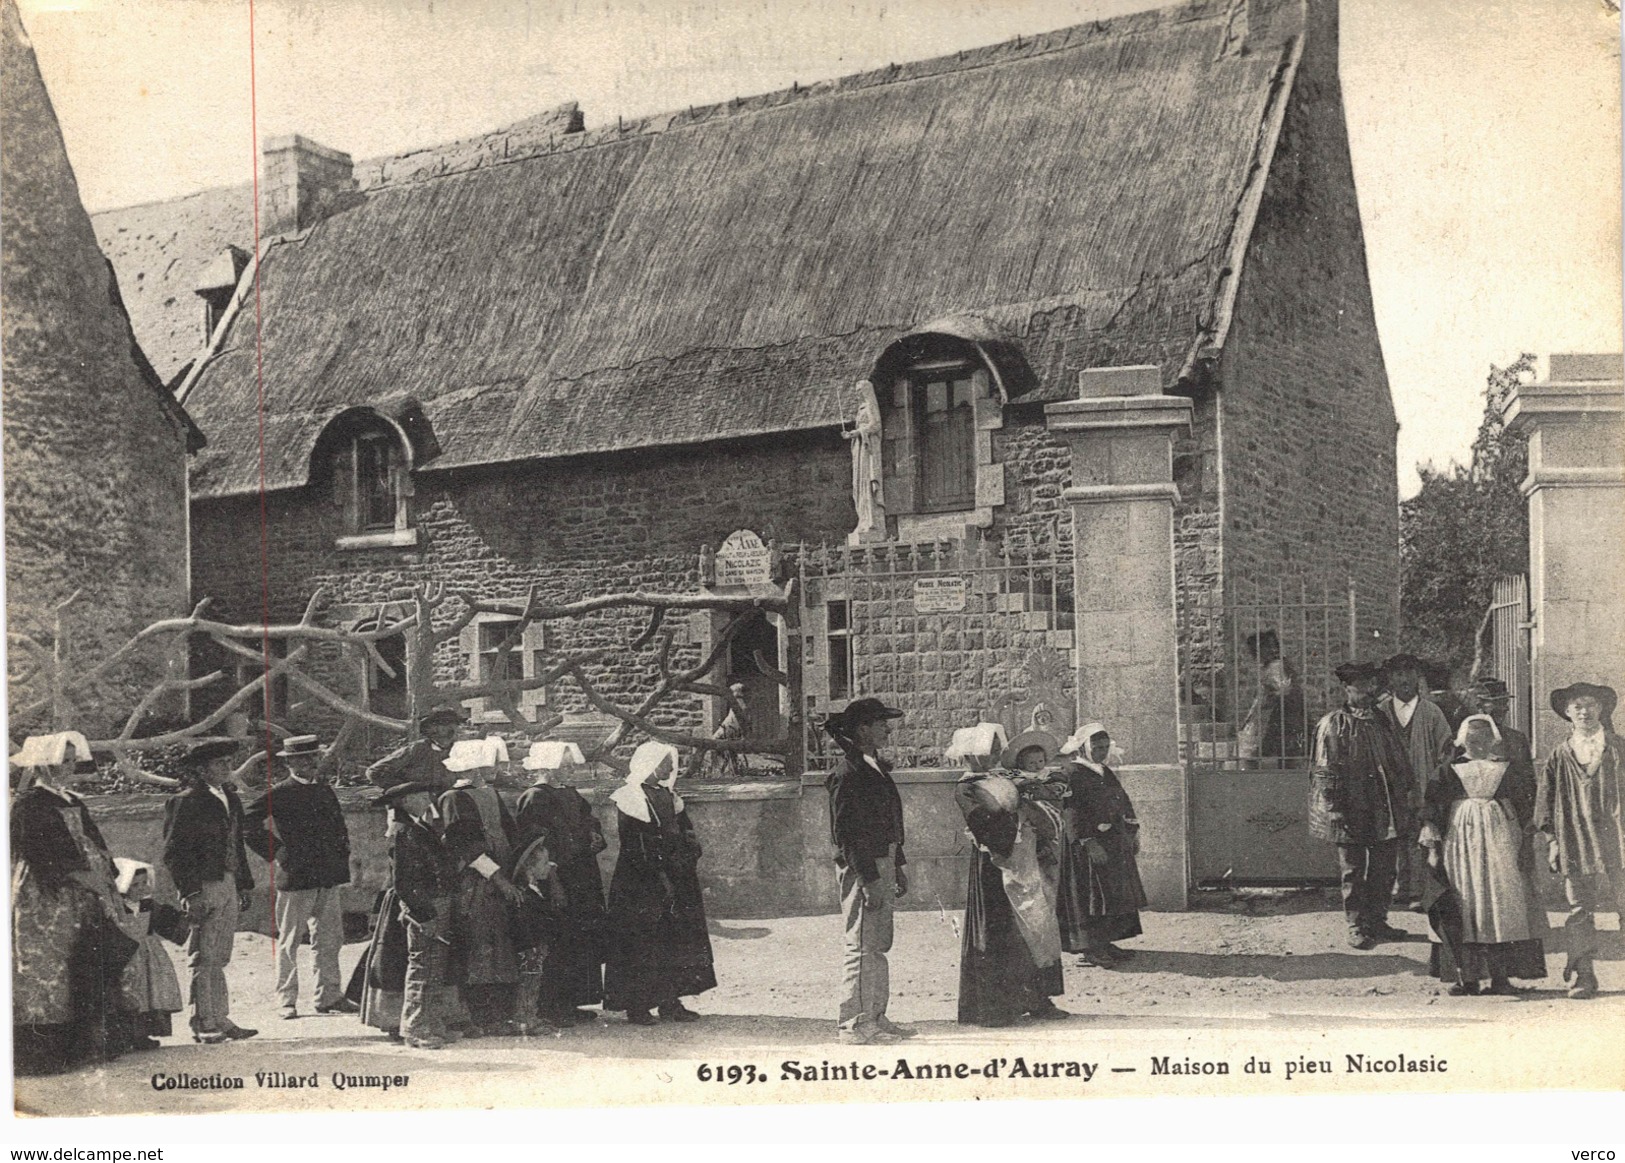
(2, 2, 192, 737)
(190, 431, 855, 760)
(1215, 18, 1399, 720)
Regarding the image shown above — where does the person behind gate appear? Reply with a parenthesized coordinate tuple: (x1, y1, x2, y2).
(1308, 661, 1414, 951)
(243, 734, 356, 1020)
(823, 697, 914, 1045)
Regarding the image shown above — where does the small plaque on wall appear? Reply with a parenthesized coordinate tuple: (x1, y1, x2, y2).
(913, 575, 968, 613)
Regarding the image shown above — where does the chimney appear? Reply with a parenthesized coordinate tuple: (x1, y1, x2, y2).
(261, 134, 356, 237)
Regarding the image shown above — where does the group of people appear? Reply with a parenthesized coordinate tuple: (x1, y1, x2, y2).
(10, 660, 1621, 1073)
(823, 698, 1147, 1044)
(1308, 652, 1624, 1001)
(351, 709, 717, 1047)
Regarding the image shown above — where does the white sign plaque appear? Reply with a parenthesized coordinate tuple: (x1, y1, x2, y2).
(913, 575, 968, 613)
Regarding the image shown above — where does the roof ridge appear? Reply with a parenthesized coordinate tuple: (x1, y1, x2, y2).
(361, 0, 1230, 192)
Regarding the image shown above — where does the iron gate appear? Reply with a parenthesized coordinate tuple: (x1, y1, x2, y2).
(1181, 578, 1356, 884)
(1485, 575, 1532, 734)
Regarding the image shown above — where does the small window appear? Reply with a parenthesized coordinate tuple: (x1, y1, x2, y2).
(911, 368, 977, 512)
(827, 600, 854, 702)
(461, 615, 548, 723)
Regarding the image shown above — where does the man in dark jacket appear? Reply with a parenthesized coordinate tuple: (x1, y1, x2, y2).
(161, 740, 257, 1043)
(1308, 661, 1414, 950)
(366, 707, 464, 791)
(824, 697, 911, 1045)
(244, 735, 356, 1020)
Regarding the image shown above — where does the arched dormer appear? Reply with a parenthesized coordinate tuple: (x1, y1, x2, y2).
(867, 316, 1032, 539)
(310, 401, 437, 550)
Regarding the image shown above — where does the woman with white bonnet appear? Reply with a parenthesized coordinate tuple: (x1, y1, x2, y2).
(604, 740, 716, 1025)
(946, 724, 1069, 1026)
(11, 731, 141, 1074)
(1421, 713, 1545, 996)
(1057, 722, 1147, 967)
(439, 736, 524, 1036)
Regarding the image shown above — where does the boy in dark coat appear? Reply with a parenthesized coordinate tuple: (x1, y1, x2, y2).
(376, 781, 461, 1048)
(161, 740, 257, 1043)
(1535, 682, 1625, 999)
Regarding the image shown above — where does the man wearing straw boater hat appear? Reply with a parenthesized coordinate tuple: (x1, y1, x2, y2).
(366, 706, 466, 792)
(161, 739, 258, 1044)
(243, 734, 357, 1020)
(823, 697, 913, 1045)
(1535, 681, 1624, 999)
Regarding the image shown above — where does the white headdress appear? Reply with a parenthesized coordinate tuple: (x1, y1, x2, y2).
(443, 736, 507, 773)
(114, 858, 153, 897)
(1059, 721, 1125, 770)
(522, 741, 585, 772)
(611, 741, 683, 823)
(10, 731, 92, 769)
(944, 723, 1008, 772)
(1454, 713, 1502, 749)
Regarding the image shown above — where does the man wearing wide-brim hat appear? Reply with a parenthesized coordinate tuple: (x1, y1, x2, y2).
(242, 735, 356, 1020)
(160, 739, 258, 1043)
(366, 706, 465, 793)
(1534, 681, 1624, 998)
(1307, 661, 1415, 950)
(822, 696, 913, 1045)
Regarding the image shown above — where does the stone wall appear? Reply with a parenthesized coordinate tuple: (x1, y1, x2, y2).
(190, 431, 855, 757)
(2, 0, 193, 737)
(85, 768, 984, 926)
(1214, 16, 1399, 694)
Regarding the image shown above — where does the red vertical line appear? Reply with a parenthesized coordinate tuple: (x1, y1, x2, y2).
(247, 0, 277, 958)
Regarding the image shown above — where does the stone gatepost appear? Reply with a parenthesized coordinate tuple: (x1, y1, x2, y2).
(1503, 353, 1625, 760)
(1046, 365, 1192, 909)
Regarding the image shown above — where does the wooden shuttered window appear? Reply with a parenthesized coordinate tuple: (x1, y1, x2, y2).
(913, 369, 978, 513)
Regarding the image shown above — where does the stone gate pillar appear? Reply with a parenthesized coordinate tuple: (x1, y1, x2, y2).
(1046, 365, 1192, 909)
(1503, 353, 1625, 760)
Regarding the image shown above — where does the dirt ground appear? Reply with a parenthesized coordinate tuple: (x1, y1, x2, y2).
(17, 890, 1624, 1117)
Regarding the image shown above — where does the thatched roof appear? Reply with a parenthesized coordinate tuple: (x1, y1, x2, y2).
(113, 0, 1329, 499)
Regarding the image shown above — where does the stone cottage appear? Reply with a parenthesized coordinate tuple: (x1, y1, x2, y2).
(93, 0, 1397, 769)
(3, 0, 202, 737)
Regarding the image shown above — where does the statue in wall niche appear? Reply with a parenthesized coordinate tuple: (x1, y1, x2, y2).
(844, 379, 884, 540)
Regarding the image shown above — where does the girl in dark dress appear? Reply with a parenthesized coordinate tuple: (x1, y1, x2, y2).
(514, 742, 608, 1026)
(1058, 722, 1148, 967)
(604, 742, 716, 1025)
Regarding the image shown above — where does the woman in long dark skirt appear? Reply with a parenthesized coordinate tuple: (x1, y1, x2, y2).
(604, 742, 716, 1026)
(11, 732, 140, 1075)
(513, 742, 607, 1026)
(954, 767, 1068, 1026)
(1058, 722, 1148, 967)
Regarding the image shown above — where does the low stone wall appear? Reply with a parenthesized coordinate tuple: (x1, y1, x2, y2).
(85, 767, 1191, 931)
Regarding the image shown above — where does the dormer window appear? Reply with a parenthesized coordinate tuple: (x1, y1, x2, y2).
(192, 245, 250, 345)
(328, 417, 418, 550)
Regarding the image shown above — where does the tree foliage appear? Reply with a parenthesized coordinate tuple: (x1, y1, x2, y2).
(1399, 354, 1535, 681)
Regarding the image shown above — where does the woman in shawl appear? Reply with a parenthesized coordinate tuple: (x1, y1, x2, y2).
(1057, 722, 1148, 967)
(1421, 714, 1546, 995)
(11, 732, 141, 1075)
(439, 737, 525, 1036)
(513, 741, 607, 1026)
(947, 725, 1068, 1026)
(604, 741, 716, 1025)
